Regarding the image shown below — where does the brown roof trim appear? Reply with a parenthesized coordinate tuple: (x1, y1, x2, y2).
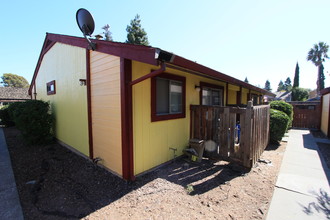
(29, 33, 275, 97)
(28, 34, 56, 95)
(320, 87, 330, 96)
(170, 55, 275, 97)
(29, 33, 159, 95)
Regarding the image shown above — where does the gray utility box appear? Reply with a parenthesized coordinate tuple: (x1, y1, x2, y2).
(189, 139, 204, 162)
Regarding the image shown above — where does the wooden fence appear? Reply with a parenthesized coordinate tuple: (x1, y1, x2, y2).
(190, 103, 270, 168)
(288, 101, 321, 129)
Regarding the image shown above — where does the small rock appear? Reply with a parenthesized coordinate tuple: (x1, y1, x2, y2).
(26, 180, 36, 185)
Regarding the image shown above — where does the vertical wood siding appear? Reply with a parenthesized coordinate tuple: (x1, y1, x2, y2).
(90, 51, 122, 176)
(321, 94, 330, 135)
(35, 43, 89, 156)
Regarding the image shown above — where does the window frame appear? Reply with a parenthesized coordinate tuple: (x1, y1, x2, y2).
(151, 73, 186, 122)
(251, 93, 259, 105)
(199, 82, 224, 106)
(46, 80, 56, 95)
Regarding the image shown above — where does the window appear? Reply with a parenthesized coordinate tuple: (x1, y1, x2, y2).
(251, 94, 259, 105)
(46, 80, 56, 95)
(200, 82, 224, 106)
(151, 73, 186, 122)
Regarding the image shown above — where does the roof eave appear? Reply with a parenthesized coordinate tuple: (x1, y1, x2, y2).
(30, 33, 276, 98)
(167, 53, 275, 97)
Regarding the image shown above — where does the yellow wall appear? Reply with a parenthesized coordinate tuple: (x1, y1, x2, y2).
(321, 94, 330, 135)
(35, 43, 89, 156)
(242, 88, 249, 105)
(90, 51, 122, 176)
(132, 61, 227, 175)
(227, 88, 237, 105)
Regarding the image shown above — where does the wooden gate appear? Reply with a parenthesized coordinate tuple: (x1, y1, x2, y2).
(289, 101, 321, 129)
(190, 103, 270, 168)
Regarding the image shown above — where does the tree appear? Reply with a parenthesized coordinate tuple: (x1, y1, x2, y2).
(264, 80, 271, 91)
(284, 77, 292, 91)
(277, 80, 284, 92)
(307, 42, 329, 94)
(1, 73, 29, 88)
(126, 14, 149, 46)
(293, 62, 299, 88)
(102, 24, 113, 41)
(291, 87, 309, 101)
(244, 77, 249, 83)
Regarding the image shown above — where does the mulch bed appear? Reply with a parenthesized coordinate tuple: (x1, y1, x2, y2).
(5, 127, 137, 219)
(5, 126, 288, 220)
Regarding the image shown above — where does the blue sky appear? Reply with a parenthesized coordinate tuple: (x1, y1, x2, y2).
(1, 0, 329, 91)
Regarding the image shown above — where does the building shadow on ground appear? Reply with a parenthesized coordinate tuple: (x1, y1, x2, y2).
(302, 132, 330, 185)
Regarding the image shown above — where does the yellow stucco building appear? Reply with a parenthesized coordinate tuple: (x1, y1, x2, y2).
(29, 33, 273, 180)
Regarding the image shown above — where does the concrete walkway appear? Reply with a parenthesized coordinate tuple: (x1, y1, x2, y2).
(266, 129, 330, 220)
(0, 128, 24, 219)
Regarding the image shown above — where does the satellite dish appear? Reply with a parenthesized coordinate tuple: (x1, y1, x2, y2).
(76, 8, 96, 50)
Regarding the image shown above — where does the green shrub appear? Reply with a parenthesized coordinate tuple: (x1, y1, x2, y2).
(291, 87, 309, 101)
(270, 109, 290, 143)
(8, 100, 53, 145)
(0, 105, 15, 127)
(270, 101, 293, 127)
(7, 102, 26, 127)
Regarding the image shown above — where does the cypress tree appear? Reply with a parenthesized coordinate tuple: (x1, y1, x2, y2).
(293, 62, 299, 88)
(277, 80, 284, 92)
(264, 80, 271, 91)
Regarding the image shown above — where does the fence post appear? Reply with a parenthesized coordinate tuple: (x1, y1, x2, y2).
(222, 107, 230, 157)
(243, 101, 253, 167)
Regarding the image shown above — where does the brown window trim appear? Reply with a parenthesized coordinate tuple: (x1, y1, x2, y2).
(199, 82, 224, 106)
(151, 73, 186, 122)
(47, 80, 56, 95)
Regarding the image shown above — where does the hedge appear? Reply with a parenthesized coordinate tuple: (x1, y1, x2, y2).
(7, 100, 54, 145)
(0, 105, 15, 127)
(270, 101, 293, 122)
(270, 109, 290, 143)
(270, 100, 293, 128)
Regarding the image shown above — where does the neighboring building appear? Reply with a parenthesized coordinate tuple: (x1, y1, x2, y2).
(274, 91, 292, 102)
(320, 87, 330, 137)
(0, 87, 30, 105)
(309, 89, 318, 100)
(29, 33, 275, 180)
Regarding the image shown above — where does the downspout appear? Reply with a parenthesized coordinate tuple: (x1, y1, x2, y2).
(124, 49, 174, 181)
(129, 62, 166, 86)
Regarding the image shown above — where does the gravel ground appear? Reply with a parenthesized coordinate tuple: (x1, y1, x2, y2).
(5, 126, 288, 220)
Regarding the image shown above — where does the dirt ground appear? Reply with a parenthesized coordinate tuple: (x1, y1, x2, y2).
(5, 126, 289, 220)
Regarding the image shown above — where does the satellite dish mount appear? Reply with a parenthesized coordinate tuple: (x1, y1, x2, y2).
(76, 8, 96, 50)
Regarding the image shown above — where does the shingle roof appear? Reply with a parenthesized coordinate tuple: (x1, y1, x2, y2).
(0, 87, 30, 100)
